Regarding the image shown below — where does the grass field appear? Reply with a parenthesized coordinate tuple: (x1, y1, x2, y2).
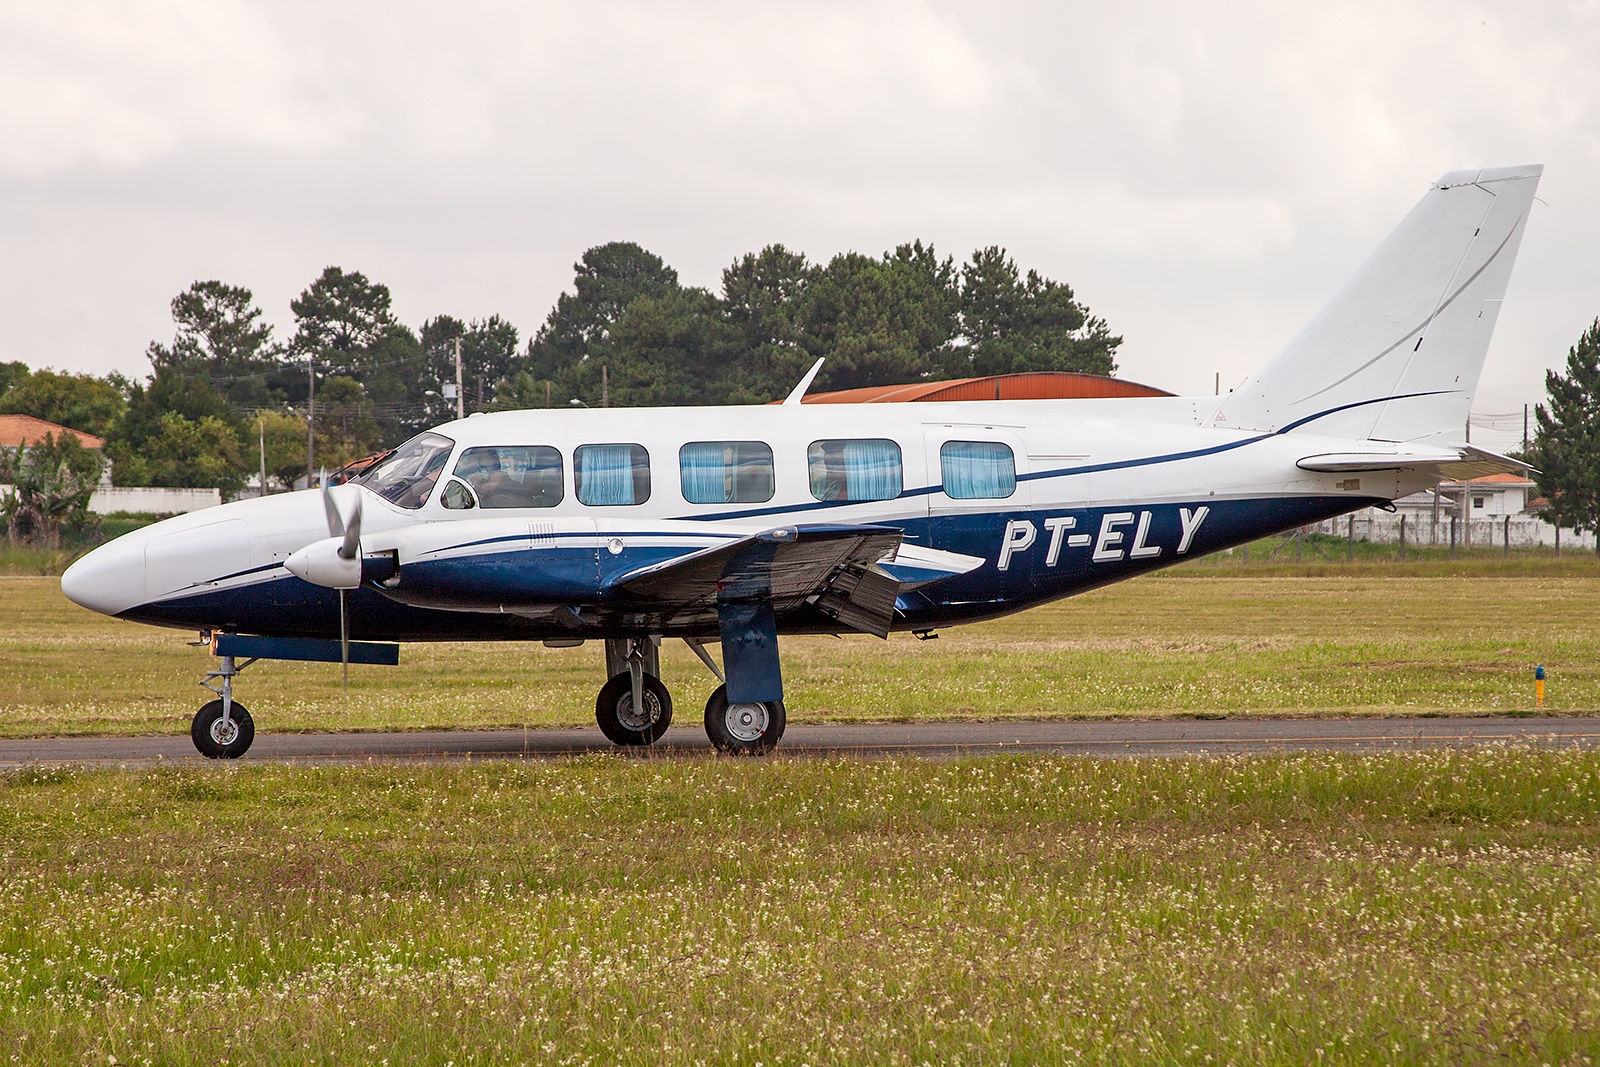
(2, 750, 1598, 1065)
(1, 556, 1597, 738)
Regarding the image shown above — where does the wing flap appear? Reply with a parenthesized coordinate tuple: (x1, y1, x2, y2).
(607, 523, 905, 635)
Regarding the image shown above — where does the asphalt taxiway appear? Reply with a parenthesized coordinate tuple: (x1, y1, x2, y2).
(0, 716, 1594, 767)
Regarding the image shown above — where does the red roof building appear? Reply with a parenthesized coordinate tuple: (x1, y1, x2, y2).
(0, 414, 104, 451)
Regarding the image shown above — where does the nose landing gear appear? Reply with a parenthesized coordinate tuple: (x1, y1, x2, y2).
(194, 654, 256, 759)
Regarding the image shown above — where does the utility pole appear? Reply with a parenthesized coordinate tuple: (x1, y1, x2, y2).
(306, 357, 315, 490)
(602, 364, 609, 408)
(454, 337, 464, 420)
(259, 418, 268, 498)
(1523, 404, 1529, 452)
(1214, 372, 1219, 396)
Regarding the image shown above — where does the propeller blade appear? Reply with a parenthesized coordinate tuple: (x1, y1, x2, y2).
(339, 588, 349, 698)
(338, 494, 362, 561)
(322, 484, 344, 539)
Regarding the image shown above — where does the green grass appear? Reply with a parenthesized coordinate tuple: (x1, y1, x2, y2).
(1, 751, 1597, 1064)
(1, 565, 1595, 739)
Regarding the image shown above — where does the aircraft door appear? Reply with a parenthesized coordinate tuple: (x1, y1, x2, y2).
(924, 427, 1033, 587)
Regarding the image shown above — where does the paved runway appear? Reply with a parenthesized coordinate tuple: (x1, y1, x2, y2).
(0, 717, 1595, 767)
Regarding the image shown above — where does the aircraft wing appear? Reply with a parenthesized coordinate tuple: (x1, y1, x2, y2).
(606, 523, 909, 637)
(1296, 444, 1531, 481)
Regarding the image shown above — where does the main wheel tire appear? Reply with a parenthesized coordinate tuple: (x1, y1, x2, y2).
(595, 672, 673, 746)
(191, 700, 255, 759)
(703, 684, 785, 755)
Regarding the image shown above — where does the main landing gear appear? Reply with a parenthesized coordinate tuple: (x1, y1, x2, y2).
(193, 654, 256, 759)
(593, 636, 786, 755)
(595, 638, 673, 745)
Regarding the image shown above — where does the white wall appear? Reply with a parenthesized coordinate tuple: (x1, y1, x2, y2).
(1311, 510, 1596, 550)
(89, 486, 220, 516)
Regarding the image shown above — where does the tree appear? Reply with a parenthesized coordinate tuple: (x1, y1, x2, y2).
(290, 267, 397, 360)
(719, 244, 817, 404)
(1528, 318, 1600, 554)
(0, 369, 127, 438)
(163, 280, 284, 408)
(119, 412, 246, 497)
(289, 267, 423, 446)
(584, 287, 735, 407)
(525, 243, 680, 384)
(108, 364, 241, 486)
(490, 370, 551, 411)
(1, 433, 104, 547)
(0, 361, 28, 400)
(312, 375, 382, 469)
(418, 314, 522, 422)
(802, 242, 960, 392)
(250, 409, 311, 492)
(951, 247, 1121, 378)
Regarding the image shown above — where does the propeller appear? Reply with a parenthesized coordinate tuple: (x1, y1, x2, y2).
(322, 485, 362, 697)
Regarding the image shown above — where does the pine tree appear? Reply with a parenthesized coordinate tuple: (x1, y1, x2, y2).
(1529, 318, 1600, 554)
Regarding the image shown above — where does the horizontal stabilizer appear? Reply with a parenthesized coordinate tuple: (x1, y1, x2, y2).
(1297, 444, 1531, 481)
(874, 544, 986, 589)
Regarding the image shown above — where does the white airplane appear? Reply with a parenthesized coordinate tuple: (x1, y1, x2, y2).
(63, 164, 1542, 758)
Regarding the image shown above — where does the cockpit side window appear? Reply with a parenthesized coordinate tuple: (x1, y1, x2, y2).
(453, 446, 564, 508)
(352, 432, 454, 509)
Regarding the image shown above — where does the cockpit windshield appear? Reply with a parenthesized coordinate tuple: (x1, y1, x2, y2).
(352, 432, 454, 508)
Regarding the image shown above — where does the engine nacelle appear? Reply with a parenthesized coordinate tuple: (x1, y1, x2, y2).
(285, 537, 362, 589)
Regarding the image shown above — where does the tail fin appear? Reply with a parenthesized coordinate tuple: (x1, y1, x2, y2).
(1214, 164, 1542, 446)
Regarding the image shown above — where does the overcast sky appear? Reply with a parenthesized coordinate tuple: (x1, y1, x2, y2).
(1, 1, 1596, 451)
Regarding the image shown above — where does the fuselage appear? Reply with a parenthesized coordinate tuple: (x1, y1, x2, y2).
(61, 394, 1415, 643)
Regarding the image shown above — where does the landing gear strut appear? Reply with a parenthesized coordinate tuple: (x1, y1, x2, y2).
(595, 637, 672, 746)
(194, 654, 256, 759)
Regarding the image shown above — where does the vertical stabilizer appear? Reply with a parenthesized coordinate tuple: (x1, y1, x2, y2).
(1214, 165, 1542, 445)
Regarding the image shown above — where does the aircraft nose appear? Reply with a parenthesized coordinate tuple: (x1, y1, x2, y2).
(61, 535, 147, 617)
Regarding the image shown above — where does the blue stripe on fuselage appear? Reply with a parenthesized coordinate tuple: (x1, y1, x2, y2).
(122, 494, 1371, 639)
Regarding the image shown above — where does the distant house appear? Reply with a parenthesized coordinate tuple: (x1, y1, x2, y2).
(0, 413, 219, 516)
(1311, 471, 1593, 549)
(0, 414, 109, 481)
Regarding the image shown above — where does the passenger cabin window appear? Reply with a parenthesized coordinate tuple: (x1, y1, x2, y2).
(453, 445, 563, 508)
(940, 441, 1017, 499)
(575, 443, 650, 506)
(353, 431, 453, 509)
(807, 439, 903, 502)
(680, 441, 775, 504)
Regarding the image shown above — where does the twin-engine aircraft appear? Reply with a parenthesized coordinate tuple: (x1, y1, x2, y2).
(63, 164, 1542, 758)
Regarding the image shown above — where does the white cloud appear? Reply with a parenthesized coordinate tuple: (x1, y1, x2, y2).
(0, 0, 352, 176)
(0, 0, 1596, 398)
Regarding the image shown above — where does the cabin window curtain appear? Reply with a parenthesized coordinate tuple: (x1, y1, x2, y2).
(807, 439, 902, 502)
(679, 443, 729, 503)
(843, 440, 902, 500)
(680, 442, 774, 504)
(940, 441, 1016, 499)
(576, 444, 648, 506)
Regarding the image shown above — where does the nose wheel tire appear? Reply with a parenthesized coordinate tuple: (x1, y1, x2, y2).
(191, 700, 255, 759)
(703, 684, 785, 755)
(595, 672, 673, 746)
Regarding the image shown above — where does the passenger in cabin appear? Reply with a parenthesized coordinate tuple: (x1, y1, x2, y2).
(812, 442, 849, 501)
